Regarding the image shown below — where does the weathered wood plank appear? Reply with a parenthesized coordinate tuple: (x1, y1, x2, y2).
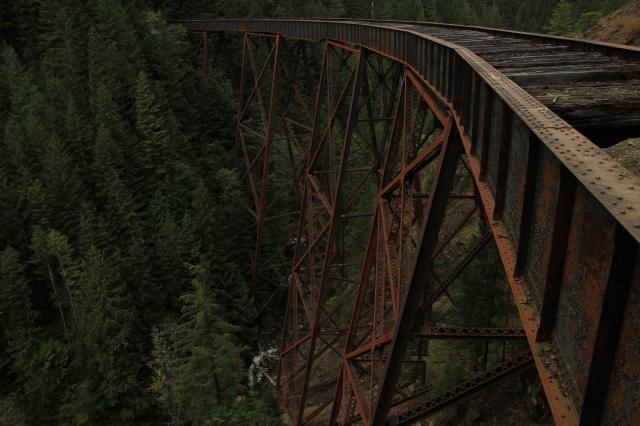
(492, 55, 612, 68)
(528, 81, 640, 145)
(506, 65, 640, 86)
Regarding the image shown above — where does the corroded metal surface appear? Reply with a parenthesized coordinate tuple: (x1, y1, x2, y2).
(178, 19, 640, 426)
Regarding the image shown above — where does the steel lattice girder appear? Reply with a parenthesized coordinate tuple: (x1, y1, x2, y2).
(180, 20, 640, 426)
(276, 44, 408, 424)
(413, 327, 526, 340)
(393, 351, 534, 425)
(234, 34, 320, 291)
(206, 35, 542, 426)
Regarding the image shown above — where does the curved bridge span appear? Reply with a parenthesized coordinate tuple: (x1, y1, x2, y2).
(177, 19, 640, 425)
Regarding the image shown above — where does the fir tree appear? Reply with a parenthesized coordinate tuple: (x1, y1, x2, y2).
(171, 264, 245, 423)
(11, 0, 41, 61)
(63, 247, 142, 424)
(37, 0, 89, 104)
(29, 227, 79, 334)
(88, 0, 140, 118)
(305, 0, 327, 17)
(0, 246, 38, 370)
(0, 245, 68, 422)
(135, 70, 173, 193)
(546, 0, 576, 36)
(424, 0, 438, 20)
(40, 133, 84, 236)
(0, 396, 29, 426)
(325, 0, 346, 17)
(0, 2, 282, 424)
(152, 203, 189, 310)
(575, 11, 602, 35)
(149, 323, 184, 425)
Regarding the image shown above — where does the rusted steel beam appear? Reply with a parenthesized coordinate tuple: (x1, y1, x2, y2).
(253, 34, 281, 288)
(329, 70, 456, 425)
(180, 19, 640, 426)
(392, 385, 432, 406)
(391, 352, 534, 425)
(579, 229, 638, 424)
(413, 327, 526, 340)
(372, 125, 462, 425)
(456, 90, 583, 426)
(234, 35, 317, 294)
(278, 44, 407, 425)
(351, 385, 434, 424)
(425, 232, 492, 307)
(177, 19, 640, 239)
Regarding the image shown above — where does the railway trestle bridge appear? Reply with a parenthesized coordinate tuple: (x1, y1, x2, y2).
(177, 19, 640, 426)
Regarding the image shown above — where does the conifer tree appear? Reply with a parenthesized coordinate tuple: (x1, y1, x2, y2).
(1, 46, 46, 187)
(0, 2, 18, 44)
(190, 181, 223, 258)
(376, 0, 394, 19)
(0, 246, 68, 422)
(152, 204, 189, 310)
(88, 0, 140, 117)
(325, 0, 346, 17)
(245, 0, 264, 18)
(141, 13, 196, 144)
(135, 70, 173, 193)
(0, 2, 285, 424)
(30, 227, 79, 333)
(149, 323, 183, 425)
(412, 0, 426, 20)
(124, 225, 158, 322)
(575, 11, 602, 35)
(546, 0, 576, 36)
(306, 0, 327, 17)
(92, 85, 131, 199)
(456, 0, 478, 24)
(41, 134, 84, 236)
(171, 264, 245, 423)
(0, 396, 29, 426)
(11, 0, 41, 61)
(62, 92, 92, 169)
(0, 168, 20, 246)
(64, 247, 142, 424)
(0, 246, 38, 371)
(37, 1, 88, 104)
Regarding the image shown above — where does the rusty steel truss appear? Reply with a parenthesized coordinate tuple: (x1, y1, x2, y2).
(179, 19, 640, 426)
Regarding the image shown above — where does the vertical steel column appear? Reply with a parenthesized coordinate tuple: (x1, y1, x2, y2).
(253, 35, 281, 287)
(329, 69, 462, 425)
(278, 45, 404, 426)
(278, 42, 363, 424)
(372, 124, 463, 425)
(294, 47, 366, 424)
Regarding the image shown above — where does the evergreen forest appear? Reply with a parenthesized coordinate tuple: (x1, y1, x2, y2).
(0, 1, 629, 425)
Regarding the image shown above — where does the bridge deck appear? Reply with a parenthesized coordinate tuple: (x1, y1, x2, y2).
(177, 18, 640, 426)
(385, 22, 640, 144)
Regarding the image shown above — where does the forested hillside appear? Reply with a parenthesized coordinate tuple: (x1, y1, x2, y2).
(0, 1, 633, 425)
(161, 0, 629, 35)
(587, 0, 640, 45)
(0, 1, 279, 425)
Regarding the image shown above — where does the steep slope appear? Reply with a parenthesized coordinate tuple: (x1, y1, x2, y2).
(586, 0, 640, 46)
(585, 1, 640, 176)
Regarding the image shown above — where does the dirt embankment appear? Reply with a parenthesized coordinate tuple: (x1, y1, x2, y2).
(586, 0, 640, 47)
(606, 138, 640, 176)
(585, 1, 640, 176)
